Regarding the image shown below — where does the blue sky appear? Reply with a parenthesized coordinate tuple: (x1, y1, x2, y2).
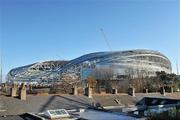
(0, 0, 180, 75)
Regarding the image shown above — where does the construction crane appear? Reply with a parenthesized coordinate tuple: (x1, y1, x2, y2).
(100, 28, 112, 51)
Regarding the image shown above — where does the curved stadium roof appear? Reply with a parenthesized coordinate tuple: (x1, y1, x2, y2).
(7, 49, 172, 83)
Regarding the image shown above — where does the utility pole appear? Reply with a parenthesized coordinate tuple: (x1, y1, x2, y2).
(0, 51, 2, 84)
(176, 60, 179, 75)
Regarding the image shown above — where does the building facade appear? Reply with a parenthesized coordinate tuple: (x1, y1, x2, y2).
(7, 49, 172, 84)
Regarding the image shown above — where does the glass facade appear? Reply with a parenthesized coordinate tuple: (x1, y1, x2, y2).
(7, 49, 172, 83)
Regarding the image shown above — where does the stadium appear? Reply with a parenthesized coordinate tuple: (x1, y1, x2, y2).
(7, 49, 172, 84)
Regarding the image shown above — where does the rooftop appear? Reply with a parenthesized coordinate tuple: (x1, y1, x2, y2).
(0, 93, 180, 116)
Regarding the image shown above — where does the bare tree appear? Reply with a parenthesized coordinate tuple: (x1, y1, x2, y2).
(125, 67, 150, 93)
(50, 73, 81, 94)
(92, 67, 113, 93)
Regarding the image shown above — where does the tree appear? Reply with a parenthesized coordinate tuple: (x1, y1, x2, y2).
(125, 68, 149, 92)
(144, 76, 160, 92)
(87, 76, 97, 88)
(155, 71, 180, 92)
(92, 67, 114, 93)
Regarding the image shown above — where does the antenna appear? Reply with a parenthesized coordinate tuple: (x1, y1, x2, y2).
(100, 28, 112, 51)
